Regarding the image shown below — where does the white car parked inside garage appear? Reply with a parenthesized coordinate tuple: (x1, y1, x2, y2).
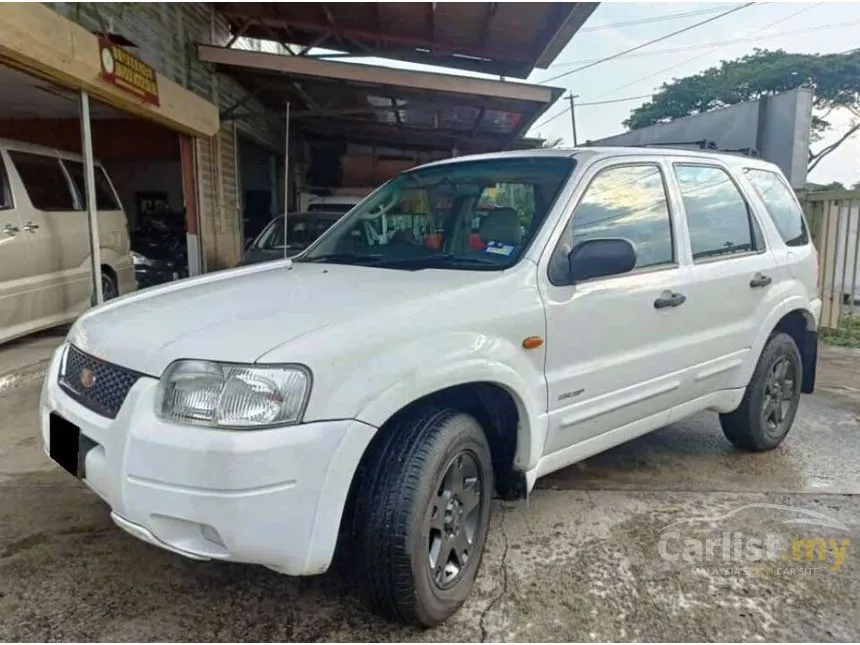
(40, 147, 819, 626)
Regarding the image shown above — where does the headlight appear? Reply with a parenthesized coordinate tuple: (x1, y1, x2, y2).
(155, 360, 311, 428)
(131, 251, 154, 267)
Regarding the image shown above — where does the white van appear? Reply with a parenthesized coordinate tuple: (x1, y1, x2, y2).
(0, 139, 135, 345)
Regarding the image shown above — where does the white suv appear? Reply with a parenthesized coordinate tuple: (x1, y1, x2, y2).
(40, 148, 820, 625)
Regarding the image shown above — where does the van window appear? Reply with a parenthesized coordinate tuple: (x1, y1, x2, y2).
(674, 164, 761, 261)
(7, 151, 76, 211)
(63, 161, 122, 211)
(744, 168, 809, 246)
(0, 154, 11, 210)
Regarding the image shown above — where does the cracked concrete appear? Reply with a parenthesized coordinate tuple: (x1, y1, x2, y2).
(0, 335, 859, 641)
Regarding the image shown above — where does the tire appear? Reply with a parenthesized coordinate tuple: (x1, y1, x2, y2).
(101, 271, 119, 301)
(352, 407, 494, 626)
(720, 332, 802, 451)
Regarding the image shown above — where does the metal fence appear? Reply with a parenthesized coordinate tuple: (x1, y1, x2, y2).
(802, 190, 860, 339)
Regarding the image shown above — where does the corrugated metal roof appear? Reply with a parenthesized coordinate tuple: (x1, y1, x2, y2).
(213, 2, 598, 78)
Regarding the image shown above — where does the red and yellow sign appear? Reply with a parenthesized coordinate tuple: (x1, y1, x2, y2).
(98, 38, 159, 106)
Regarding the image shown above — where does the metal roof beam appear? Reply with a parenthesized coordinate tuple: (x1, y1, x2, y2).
(198, 44, 563, 106)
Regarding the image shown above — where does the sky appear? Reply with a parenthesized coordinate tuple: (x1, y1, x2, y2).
(302, 1, 860, 187)
(526, 1, 860, 186)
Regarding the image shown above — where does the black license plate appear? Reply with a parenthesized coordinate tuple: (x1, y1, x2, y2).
(49, 413, 81, 477)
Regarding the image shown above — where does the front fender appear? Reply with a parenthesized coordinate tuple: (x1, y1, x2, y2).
(317, 331, 549, 472)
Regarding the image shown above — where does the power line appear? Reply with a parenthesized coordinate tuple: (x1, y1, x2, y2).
(531, 3, 830, 138)
(588, 3, 824, 101)
(578, 94, 654, 107)
(540, 3, 755, 85)
(531, 94, 655, 132)
(578, 5, 748, 33)
(552, 14, 851, 69)
(531, 107, 573, 132)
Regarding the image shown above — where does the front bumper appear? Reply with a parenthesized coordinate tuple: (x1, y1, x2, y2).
(40, 344, 376, 575)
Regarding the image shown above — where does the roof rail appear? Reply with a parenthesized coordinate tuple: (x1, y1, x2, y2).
(584, 139, 760, 158)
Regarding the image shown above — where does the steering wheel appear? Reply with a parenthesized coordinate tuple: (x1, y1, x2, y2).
(368, 190, 399, 219)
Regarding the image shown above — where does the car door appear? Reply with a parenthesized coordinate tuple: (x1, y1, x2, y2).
(5, 149, 84, 321)
(0, 149, 30, 341)
(540, 157, 700, 456)
(664, 161, 781, 404)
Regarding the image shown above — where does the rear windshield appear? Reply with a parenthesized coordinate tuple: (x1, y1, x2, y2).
(744, 168, 809, 246)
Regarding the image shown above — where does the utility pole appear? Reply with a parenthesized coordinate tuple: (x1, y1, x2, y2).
(567, 93, 579, 147)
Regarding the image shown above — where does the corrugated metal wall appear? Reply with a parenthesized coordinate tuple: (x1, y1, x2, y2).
(45, 2, 284, 269)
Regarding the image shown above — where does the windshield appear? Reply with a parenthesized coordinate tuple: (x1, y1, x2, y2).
(255, 216, 338, 252)
(297, 157, 575, 271)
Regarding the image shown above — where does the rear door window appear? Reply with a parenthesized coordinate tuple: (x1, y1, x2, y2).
(7, 150, 76, 211)
(63, 161, 123, 211)
(674, 164, 762, 261)
(744, 168, 809, 246)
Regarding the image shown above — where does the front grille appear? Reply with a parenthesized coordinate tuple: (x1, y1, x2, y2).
(59, 345, 143, 419)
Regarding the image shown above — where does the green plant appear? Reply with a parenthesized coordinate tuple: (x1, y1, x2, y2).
(625, 48, 860, 172)
(821, 314, 860, 348)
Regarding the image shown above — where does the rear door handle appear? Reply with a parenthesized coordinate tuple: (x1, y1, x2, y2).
(23, 221, 39, 233)
(750, 272, 772, 288)
(654, 290, 686, 309)
(3, 223, 18, 236)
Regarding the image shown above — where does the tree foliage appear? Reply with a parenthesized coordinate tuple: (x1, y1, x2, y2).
(624, 49, 860, 171)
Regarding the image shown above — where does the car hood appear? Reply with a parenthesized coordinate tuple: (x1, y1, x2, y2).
(69, 260, 492, 376)
(240, 248, 302, 265)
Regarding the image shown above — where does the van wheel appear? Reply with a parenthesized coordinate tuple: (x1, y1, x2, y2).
(720, 332, 802, 451)
(353, 408, 493, 626)
(101, 272, 118, 301)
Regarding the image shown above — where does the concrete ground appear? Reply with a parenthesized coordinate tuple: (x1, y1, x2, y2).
(0, 332, 858, 641)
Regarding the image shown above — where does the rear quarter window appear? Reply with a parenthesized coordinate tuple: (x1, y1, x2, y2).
(63, 160, 123, 211)
(744, 168, 809, 246)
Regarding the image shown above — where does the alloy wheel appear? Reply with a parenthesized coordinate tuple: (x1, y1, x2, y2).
(426, 450, 483, 589)
(762, 355, 796, 435)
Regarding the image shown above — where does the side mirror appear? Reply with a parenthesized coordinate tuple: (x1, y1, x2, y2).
(568, 238, 637, 282)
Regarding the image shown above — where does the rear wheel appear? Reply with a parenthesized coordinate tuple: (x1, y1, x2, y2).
(720, 332, 802, 451)
(101, 271, 118, 301)
(353, 407, 493, 626)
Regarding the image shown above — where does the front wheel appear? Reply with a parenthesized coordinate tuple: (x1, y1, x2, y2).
(720, 332, 802, 451)
(353, 408, 494, 626)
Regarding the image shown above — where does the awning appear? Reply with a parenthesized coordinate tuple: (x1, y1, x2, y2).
(199, 45, 564, 153)
(0, 4, 219, 137)
(213, 2, 598, 79)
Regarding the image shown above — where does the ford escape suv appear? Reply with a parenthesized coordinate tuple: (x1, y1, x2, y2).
(41, 148, 819, 626)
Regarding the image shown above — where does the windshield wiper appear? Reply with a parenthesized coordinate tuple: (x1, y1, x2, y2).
(299, 252, 385, 265)
(379, 254, 505, 269)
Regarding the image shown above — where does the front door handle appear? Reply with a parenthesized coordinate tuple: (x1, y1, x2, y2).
(3, 223, 18, 236)
(750, 272, 772, 288)
(654, 290, 686, 309)
(23, 221, 39, 233)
